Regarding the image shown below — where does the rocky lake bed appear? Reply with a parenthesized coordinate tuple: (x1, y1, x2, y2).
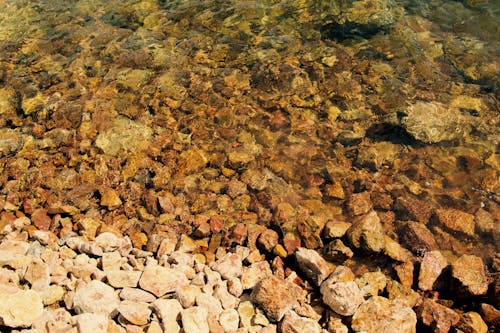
(0, 0, 498, 332)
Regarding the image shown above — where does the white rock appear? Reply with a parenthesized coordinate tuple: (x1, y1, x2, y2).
(219, 309, 240, 332)
(280, 310, 322, 333)
(24, 257, 50, 292)
(238, 301, 256, 328)
(72, 280, 120, 316)
(94, 232, 121, 252)
(119, 287, 156, 303)
(101, 251, 125, 271)
(118, 300, 151, 325)
(295, 247, 334, 286)
(211, 253, 243, 280)
(0, 287, 44, 328)
(176, 284, 202, 308)
(196, 293, 223, 316)
(106, 270, 142, 288)
(228, 278, 243, 297)
(139, 264, 188, 297)
(320, 280, 364, 316)
(214, 281, 240, 310)
(181, 306, 209, 333)
(241, 261, 273, 290)
(79, 242, 104, 257)
(75, 313, 108, 333)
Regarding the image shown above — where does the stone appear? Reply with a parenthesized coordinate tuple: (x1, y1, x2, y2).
(0, 287, 44, 328)
(152, 299, 182, 332)
(251, 276, 303, 321)
(176, 284, 202, 308)
(351, 296, 417, 333)
(383, 236, 413, 262)
(356, 271, 387, 298)
(480, 303, 500, 327)
(95, 232, 122, 252)
(106, 270, 142, 288)
(399, 221, 438, 254)
(418, 298, 460, 333)
(295, 247, 334, 286)
(219, 309, 239, 332)
(237, 300, 255, 328)
(394, 262, 415, 288)
(347, 192, 373, 216)
(211, 253, 243, 280)
(139, 264, 188, 297)
(451, 255, 488, 295)
(119, 287, 156, 303)
(280, 310, 322, 333)
(456, 311, 488, 333)
(24, 257, 50, 292)
(257, 229, 279, 252)
(322, 221, 351, 239)
(346, 211, 385, 252)
(323, 239, 353, 263)
(72, 280, 120, 316)
(75, 313, 108, 333)
(386, 280, 421, 308)
(181, 306, 209, 333)
(43, 285, 66, 306)
(320, 266, 364, 316)
(100, 188, 122, 210)
(241, 261, 273, 290)
(118, 300, 151, 326)
(102, 251, 125, 271)
(435, 209, 475, 237)
(213, 281, 240, 310)
(418, 250, 448, 291)
(196, 293, 223, 316)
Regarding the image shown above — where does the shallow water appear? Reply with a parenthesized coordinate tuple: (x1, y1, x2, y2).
(0, 0, 498, 268)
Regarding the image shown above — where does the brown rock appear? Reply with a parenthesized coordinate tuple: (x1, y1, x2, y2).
(394, 262, 415, 288)
(280, 311, 322, 333)
(100, 188, 122, 210)
(474, 209, 496, 235)
(399, 221, 438, 255)
(480, 303, 500, 326)
(257, 229, 279, 252)
(418, 250, 449, 291)
(386, 280, 422, 308)
(418, 298, 460, 333)
(348, 192, 373, 216)
(456, 311, 488, 333)
(395, 197, 433, 223)
(31, 208, 52, 231)
(323, 239, 354, 263)
(251, 276, 303, 321)
(322, 220, 351, 239)
(347, 210, 385, 252)
(283, 232, 301, 255)
(295, 247, 334, 286)
(451, 255, 489, 295)
(383, 236, 413, 262)
(229, 223, 247, 245)
(435, 209, 475, 237)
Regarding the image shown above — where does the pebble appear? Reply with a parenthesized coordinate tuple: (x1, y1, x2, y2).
(418, 250, 448, 291)
(280, 311, 323, 333)
(251, 276, 302, 321)
(295, 247, 334, 286)
(418, 298, 460, 333)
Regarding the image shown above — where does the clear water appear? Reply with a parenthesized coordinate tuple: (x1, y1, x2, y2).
(0, 0, 498, 266)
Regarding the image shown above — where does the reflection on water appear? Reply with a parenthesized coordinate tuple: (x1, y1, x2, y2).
(0, 0, 498, 275)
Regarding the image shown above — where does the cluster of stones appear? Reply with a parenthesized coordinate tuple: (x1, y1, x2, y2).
(0, 207, 497, 333)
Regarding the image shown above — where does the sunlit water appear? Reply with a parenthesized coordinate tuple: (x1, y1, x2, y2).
(0, 0, 498, 267)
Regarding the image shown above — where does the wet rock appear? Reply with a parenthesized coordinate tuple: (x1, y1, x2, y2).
(394, 197, 433, 223)
(73, 280, 120, 316)
(386, 280, 422, 308)
(418, 298, 460, 333)
(139, 263, 189, 297)
(257, 229, 279, 252)
(280, 310, 322, 333)
(322, 220, 351, 239)
(100, 188, 122, 210)
(451, 254, 489, 295)
(418, 250, 449, 291)
(356, 271, 387, 298)
(181, 306, 209, 333)
(320, 267, 364, 316)
(323, 239, 354, 263)
(383, 236, 414, 262)
(0, 129, 23, 156)
(399, 221, 438, 255)
(347, 192, 373, 216)
(347, 210, 385, 252)
(480, 303, 500, 327)
(0, 287, 44, 328)
(95, 116, 153, 157)
(251, 276, 303, 321)
(456, 311, 488, 333)
(118, 300, 151, 326)
(295, 247, 334, 286)
(398, 101, 470, 143)
(435, 209, 475, 237)
(351, 296, 417, 333)
(474, 209, 496, 235)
